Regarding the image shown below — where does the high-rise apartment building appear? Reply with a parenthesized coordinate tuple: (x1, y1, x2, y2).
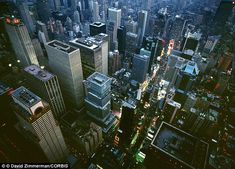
(24, 65, 66, 120)
(11, 87, 68, 162)
(45, 40, 84, 109)
(4, 17, 39, 67)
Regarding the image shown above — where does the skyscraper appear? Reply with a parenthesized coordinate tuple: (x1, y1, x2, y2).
(108, 7, 121, 28)
(142, 36, 164, 73)
(132, 54, 150, 83)
(11, 86, 68, 162)
(174, 61, 199, 91)
(126, 32, 138, 54)
(69, 38, 103, 78)
(36, 21, 50, 42)
(118, 100, 137, 147)
(108, 50, 121, 75)
(117, 26, 126, 55)
(180, 32, 202, 53)
(36, 0, 51, 23)
(92, 0, 100, 22)
(84, 72, 112, 123)
(90, 22, 106, 36)
(214, 0, 235, 32)
(18, 1, 35, 34)
(73, 10, 81, 24)
(24, 65, 66, 120)
(45, 40, 84, 109)
(137, 10, 148, 46)
(4, 17, 39, 67)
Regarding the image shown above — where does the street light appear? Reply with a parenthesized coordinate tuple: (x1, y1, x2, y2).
(8, 63, 12, 67)
(17, 60, 20, 63)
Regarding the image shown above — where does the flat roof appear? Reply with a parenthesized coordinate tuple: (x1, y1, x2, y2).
(90, 22, 105, 27)
(152, 122, 208, 169)
(12, 86, 41, 108)
(70, 38, 100, 50)
(24, 65, 54, 82)
(87, 72, 111, 86)
(47, 40, 77, 53)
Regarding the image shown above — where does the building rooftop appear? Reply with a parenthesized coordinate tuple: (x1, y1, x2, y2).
(12, 86, 41, 108)
(181, 61, 199, 76)
(47, 40, 77, 53)
(90, 22, 105, 27)
(152, 122, 209, 169)
(87, 72, 112, 87)
(24, 65, 54, 82)
(70, 38, 100, 50)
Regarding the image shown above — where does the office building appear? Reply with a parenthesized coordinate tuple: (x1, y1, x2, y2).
(4, 17, 39, 67)
(175, 61, 199, 91)
(108, 7, 121, 28)
(117, 26, 126, 55)
(118, 99, 137, 147)
(69, 38, 103, 78)
(0, 81, 15, 127)
(132, 54, 150, 83)
(125, 20, 138, 33)
(18, 1, 35, 34)
(45, 40, 84, 109)
(11, 87, 68, 162)
(92, 33, 109, 75)
(108, 50, 121, 75)
(214, 0, 235, 32)
(72, 122, 103, 156)
(36, 0, 51, 23)
(137, 10, 148, 46)
(145, 122, 209, 169)
(126, 32, 138, 54)
(142, 36, 164, 73)
(36, 21, 49, 42)
(84, 72, 112, 123)
(73, 10, 81, 24)
(170, 15, 186, 45)
(24, 65, 66, 120)
(90, 22, 106, 36)
(180, 32, 202, 53)
(163, 99, 181, 124)
(153, 8, 167, 37)
(92, 0, 100, 22)
(202, 35, 220, 56)
(183, 108, 219, 137)
(106, 21, 117, 50)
